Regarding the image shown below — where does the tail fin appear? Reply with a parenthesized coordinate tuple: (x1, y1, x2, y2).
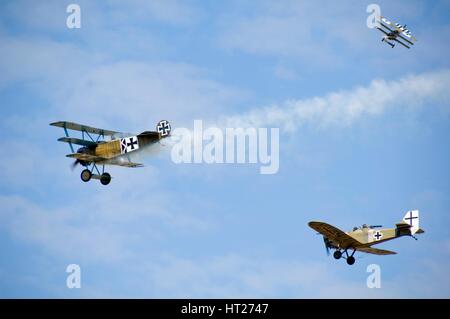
(402, 210, 423, 235)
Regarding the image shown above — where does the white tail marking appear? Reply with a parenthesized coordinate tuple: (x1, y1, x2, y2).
(403, 210, 420, 234)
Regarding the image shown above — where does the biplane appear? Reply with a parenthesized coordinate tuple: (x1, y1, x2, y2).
(50, 120, 171, 185)
(308, 210, 424, 265)
(376, 16, 417, 48)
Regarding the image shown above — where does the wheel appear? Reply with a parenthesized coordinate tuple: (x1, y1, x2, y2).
(346, 256, 355, 265)
(333, 251, 342, 260)
(81, 169, 92, 182)
(100, 172, 111, 185)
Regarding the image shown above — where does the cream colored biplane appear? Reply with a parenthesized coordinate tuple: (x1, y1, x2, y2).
(376, 16, 417, 49)
(50, 120, 171, 185)
(309, 210, 424, 265)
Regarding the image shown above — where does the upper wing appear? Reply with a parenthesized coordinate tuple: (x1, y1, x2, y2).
(308, 221, 362, 249)
(358, 247, 397, 255)
(379, 16, 396, 31)
(50, 121, 121, 137)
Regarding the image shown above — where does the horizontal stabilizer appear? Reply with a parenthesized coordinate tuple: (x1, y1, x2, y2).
(105, 157, 144, 168)
(396, 221, 411, 229)
(358, 247, 397, 255)
(139, 131, 160, 137)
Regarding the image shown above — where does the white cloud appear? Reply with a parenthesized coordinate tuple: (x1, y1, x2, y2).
(273, 64, 299, 81)
(117, 252, 450, 298)
(105, 0, 202, 27)
(1, 0, 202, 31)
(217, 0, 369, 63)
(0, 177, 214, 264)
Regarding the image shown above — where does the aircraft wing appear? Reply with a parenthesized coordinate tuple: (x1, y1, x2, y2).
(308, 221, 362, 249)
(398, 33, 415, 45)
(66, 153, 106, 162)
(50, 121, 122, 137)
(358, 247, 397, 255)
(393, 38, 410, 49)
(66, 153, 143, 167)
(376, 27, 390, 36)
(379, 17, 395, 32)
(58, 137, 98, 147)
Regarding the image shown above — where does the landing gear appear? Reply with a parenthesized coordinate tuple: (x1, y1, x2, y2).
(79, 164, 111, 185)
(100, 173, 111, 185)
(346, 256, 355, 265)
(343, 249, 356, 266)
(333, 251, 342, 260)
(81, 169, 92, 182)
(332, 248, 356, 265)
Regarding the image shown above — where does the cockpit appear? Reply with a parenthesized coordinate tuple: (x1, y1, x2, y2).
(352, 224, 369, 231)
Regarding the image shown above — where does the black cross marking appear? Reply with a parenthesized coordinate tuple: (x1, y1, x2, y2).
(405, 211, 418, 226)
(157, 121, 170, 136)
(127, 138, 138, 151)
(374, 231, 382, 240)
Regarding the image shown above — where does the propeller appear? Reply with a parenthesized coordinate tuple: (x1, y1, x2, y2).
(323, 236, 331, 256)
(71, 159, 81, 170)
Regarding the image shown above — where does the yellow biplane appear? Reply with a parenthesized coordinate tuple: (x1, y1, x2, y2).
(50, 120, 171, 185)
(309, 210, 424, 265)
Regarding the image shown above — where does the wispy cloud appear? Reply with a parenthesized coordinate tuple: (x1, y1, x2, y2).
(222, 69, 450, 132)
(114, 252, 450, 298)
(0, 35, 248, 130)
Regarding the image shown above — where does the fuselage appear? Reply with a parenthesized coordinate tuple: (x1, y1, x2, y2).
(327, 227, 401, 249)
(346, 227, 397, 246)
(78, 131, 162, 161)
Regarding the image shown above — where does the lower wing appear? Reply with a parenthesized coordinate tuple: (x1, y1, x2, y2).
(393, 38, 410, 49)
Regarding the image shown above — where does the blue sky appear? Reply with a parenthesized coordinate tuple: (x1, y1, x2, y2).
(0, 0, 449, 298)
